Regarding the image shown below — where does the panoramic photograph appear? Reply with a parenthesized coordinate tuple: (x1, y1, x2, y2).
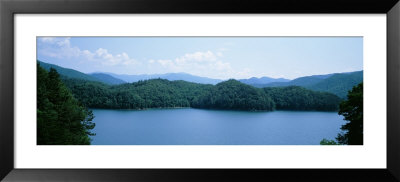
(36, 37, 363, 145)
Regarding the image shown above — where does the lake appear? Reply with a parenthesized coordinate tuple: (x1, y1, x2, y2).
(90, 108, 345, 145)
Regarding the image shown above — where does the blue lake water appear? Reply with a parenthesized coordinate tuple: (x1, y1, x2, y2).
(90, 108, 345, 145)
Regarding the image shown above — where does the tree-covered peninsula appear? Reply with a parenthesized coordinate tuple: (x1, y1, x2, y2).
(191, 79, 276, 111)
(61, 74, 342, 111)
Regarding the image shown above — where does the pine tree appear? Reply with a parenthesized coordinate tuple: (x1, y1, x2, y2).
(336, 82, 363, 145)
(37, 64, 95, 145)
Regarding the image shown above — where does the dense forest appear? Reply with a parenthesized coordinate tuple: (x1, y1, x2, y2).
(37, 62, 346, 111)
(191, 80, 276, 111)
(38, 60, 363, 99)
(63, 78, 213, 109)
(37, 64, 95, 145)
(61, 73, 342, 111)
(264, 86, 342, 111)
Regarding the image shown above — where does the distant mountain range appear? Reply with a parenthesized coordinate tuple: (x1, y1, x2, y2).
(105, 72, 223, 85)
(107, 73, 292, 86)
(239, 77, 290, 87)
(38, 60, 363, 98)
(89, 73, 126, 85)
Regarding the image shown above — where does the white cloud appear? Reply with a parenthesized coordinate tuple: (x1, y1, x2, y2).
(38, 37, 80, 58)
(94, 48, 137, 66)
(38, 38, 251, 79)
(56, 38, 71, 47)
(149, 51, 237, 79)
(175, 51, 217, 64)
(38, 37, 137, 66)
(81, 50, 95, 60)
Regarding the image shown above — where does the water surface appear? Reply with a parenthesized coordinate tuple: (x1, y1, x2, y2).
(90, 108, 345, 145)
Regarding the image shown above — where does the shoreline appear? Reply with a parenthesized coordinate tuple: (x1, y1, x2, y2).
(89, 107, 338, 113)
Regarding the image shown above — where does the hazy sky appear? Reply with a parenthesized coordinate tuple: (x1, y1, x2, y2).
(37, 37, 363, 80)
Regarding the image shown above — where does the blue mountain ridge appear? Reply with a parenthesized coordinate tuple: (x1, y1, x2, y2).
(104, 72, 223, 85)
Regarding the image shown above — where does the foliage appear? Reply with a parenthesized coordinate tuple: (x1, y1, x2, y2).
(336, 82, 363, 145)
(63, 78, 214, 109)
(61, 75, 341, 111)
(191, 79, 275, 111)
(263, 86, 342, 111)
(320, 138, 338, 145)
(37, 64, 95, 145)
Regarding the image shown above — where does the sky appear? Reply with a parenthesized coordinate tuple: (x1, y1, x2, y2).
(37, 37, 363, 80)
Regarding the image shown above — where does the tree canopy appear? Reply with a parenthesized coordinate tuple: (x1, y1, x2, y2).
(264, 86, 342, 111)
(191, 79, 275, 111)
(60, 75, 341, 111)
(37, 64, 95, 145)
(336, 82, 363, 145)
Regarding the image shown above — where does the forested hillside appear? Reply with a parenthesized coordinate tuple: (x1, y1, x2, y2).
(61, 75, 341, 111)
(307, 71, 363, 98)
(38, 60, 102, 82)
(39, 60, 362, 99)
(264, 86, 341, 111)
(37, 62, 344, 111)
(63, 78, 213, 109)
(38, 61, 125, 85)
(191, 80, 276, 111)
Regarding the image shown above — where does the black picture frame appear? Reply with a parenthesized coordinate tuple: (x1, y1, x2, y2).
(1, 0, 399, 181)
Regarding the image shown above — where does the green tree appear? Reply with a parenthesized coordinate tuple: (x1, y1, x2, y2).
(191, 79, 275, 111)
(37, 64, 95, 145)
(336, 82, 363, 145)
(61, 76, 342, 112)
(264, 86, 342, 111)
